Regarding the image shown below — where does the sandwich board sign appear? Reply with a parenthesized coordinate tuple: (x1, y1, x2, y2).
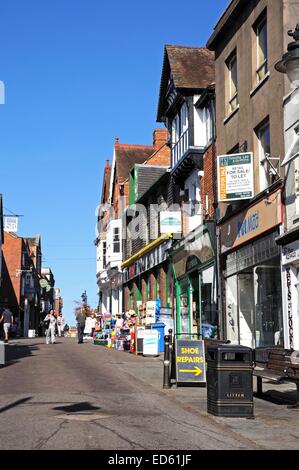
(175, 339, 206, 384)
(143, 329, 159, 356)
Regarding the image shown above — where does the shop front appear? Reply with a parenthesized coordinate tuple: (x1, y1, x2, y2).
(220, 187, 284, 348)
(122, 235, 173, 314)
(171, 223, 217, 338)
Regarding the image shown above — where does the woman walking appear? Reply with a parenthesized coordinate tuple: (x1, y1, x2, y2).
(44, 310, 56, 345)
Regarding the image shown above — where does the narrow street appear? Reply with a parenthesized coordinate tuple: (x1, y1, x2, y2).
(0, 338, 253, 450)
(1, 338, 299, 451)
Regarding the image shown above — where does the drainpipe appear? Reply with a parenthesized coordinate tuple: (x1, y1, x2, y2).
(209, 91, 224, 340)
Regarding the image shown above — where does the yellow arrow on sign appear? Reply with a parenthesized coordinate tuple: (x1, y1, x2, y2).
(179, 366, 202, 377)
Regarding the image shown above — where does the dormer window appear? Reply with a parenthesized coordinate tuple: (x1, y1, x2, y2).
(171, 103, 189, 166)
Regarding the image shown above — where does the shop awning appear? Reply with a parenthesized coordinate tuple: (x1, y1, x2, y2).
(121, 233, 172, 269)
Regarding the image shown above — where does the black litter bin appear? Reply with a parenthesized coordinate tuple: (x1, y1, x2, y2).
(206, 344, 253, 417)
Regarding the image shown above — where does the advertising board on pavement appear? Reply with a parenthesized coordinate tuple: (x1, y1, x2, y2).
(175, 339, 206, 384)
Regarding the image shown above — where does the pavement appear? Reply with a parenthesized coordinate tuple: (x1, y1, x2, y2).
(0, 337, 298, 450)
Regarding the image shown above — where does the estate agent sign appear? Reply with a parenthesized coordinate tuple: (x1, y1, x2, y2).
(218, 153, 254, 202)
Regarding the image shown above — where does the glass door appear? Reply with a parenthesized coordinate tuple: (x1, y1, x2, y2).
(190, 273, 200, 336)
(226, 275, 239, 344)
(179, 277, 190, 335)
(254, 261, 283, 347)
(238, 272, 255, 348)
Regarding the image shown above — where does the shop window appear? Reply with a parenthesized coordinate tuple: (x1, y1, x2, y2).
(167, 264, 173, 308)
(201, 266, 218, 338)
(226, 51, 238, 113)
(225, 257, 284, 348)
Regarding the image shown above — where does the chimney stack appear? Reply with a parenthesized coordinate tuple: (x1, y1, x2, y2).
(153, 128, 169, 149)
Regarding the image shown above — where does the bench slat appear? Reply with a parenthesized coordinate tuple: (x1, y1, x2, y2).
(253, 369, 285, 381)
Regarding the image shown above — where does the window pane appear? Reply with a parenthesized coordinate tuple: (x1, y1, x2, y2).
(231, 58, 238, 96)
(227, 53, 238, 111)
(260, 124, 270, 156)
(257, 19, 268, 81)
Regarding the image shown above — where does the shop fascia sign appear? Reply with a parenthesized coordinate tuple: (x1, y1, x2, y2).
(125, 239, 172, 281)
(4, 216, 18, 233)
(220, 188, 282, 254)
(160, 211, 182, 234)
(282, 241, 299, 265)
(217, 152, 254, 202)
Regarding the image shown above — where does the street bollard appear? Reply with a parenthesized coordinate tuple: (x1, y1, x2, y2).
(163, 334, 171, 389)
(168, 329, 173, 382)
(0, 341, 5, 366)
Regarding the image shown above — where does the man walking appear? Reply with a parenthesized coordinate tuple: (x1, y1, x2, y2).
(57, 314, 65, 337)
(76, 310, 86, 344)
(0, 308, 14, 343)
(44, 310, 56, 345)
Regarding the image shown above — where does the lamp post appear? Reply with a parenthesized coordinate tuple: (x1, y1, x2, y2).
(275, 24, 299, 86)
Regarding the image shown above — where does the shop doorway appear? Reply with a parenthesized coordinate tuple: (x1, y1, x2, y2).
(238, 273, 255, 348)
(190, 273, 200, 335)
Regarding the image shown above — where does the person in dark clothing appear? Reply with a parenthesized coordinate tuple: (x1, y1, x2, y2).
(0, 308, 14, 343)
(76, 311, 86, 344)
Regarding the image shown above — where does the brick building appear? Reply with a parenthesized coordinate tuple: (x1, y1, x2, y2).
(96, 129, 170, 315)
(0, 232, 43, 336)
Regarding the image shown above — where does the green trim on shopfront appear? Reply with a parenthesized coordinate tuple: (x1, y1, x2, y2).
(135, 283, 142, 303)
(174, 259, 215, 337)
(154, 270, 158, 298)
(165, 265, 170, 308)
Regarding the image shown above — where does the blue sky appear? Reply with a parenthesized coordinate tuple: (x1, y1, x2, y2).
(0, 0, 229, 326)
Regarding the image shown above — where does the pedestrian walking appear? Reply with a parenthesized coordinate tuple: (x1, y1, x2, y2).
(0, 308, 14, 343)
(57, 314, 65, 337)
(90, 314, 96, 338)
(44, 310, 56, 345)
(76, 310, 86, 344)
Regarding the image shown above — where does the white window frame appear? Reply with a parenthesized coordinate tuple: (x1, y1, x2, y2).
(171, 102, 189, 166)
(113, 227, 120, 254)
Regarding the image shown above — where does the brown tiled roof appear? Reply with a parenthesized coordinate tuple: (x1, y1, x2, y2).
(115, 144, 155, 181)
(166, 45, 215, 89)
(157, 45, 215, 121)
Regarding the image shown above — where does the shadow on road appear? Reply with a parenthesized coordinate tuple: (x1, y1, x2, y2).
(4, 343, 40, 368)
(52, 402, 101, 413)
(0, 397, 32, 414)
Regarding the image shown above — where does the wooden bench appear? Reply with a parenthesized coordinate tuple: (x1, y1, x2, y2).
(253, 347, 299, 408)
